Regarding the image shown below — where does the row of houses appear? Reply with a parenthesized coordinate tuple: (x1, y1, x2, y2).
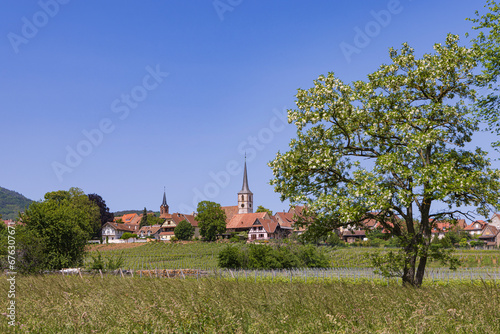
(101, 161, 305, 243)
(101, 205, 305, 243)
(340, 214, 500, 248)
(100, 160, 500, 248)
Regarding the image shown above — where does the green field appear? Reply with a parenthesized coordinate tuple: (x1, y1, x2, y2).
(84, 242, 500, 270)
(1, 275, 499, 333)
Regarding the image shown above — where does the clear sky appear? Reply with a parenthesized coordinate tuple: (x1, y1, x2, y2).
(0, 0, 495, 215)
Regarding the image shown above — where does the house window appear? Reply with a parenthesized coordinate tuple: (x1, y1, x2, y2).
(259, 234, 264, 238)
(241, 204, 245, 208)
(258, 226, 262, 230)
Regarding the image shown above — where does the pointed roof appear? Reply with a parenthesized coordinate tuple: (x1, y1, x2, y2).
(162, 188, 168, 207)
(238, 160, 252, 194)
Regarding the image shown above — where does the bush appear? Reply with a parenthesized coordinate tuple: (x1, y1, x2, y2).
(218, 245, 242, 268)
(297, 245, 330, 268)
(170, 236, 179, 242)
(217, 244, 329, 269)
(88, 251, 124, 270)
(120, 232, 136, 240)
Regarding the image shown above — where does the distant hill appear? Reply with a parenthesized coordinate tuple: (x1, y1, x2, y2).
(0, 187, 33, 220)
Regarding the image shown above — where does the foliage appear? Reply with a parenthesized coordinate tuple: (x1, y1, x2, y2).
(218, 244, 329, 269)
(468, 0, 500, 148)
(218, 245, 242, 268)
(140, 207, 148, 228)
(146, 214, 164, 226)
(120, 232, 137, 240)
(270, 34, 500, 286)
(0, 186, 33, 220)
(432, 230, 470, 248)
(256, 205, 273, 216)
(174, 220, 195, 240)
(19, 187, 100, 270)
(88, 251, 124, 270)
(0, 224, 49, 274)
(87, 193, 114, 239)
(196, 201, 227, 241)
(296, 244, 330, 268)
(325, 231, 345, 246)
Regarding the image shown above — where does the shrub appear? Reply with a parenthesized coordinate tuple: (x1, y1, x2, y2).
(217, 244, 329, 269)
(218, 245, 242, 268)
(88, 251, 124, 270)
(297, 245, 330, 268)
(120, 232, 136, 240)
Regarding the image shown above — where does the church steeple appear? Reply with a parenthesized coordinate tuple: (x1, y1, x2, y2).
(160, 187, 169, 216)
(238, 158, 253, 214)
(241, 159, 250, 192)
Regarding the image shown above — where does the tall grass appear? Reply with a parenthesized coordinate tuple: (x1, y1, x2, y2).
(1, 275, 499, 333)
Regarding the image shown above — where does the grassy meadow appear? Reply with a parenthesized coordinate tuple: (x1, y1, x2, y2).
(1, 275, 499, 333)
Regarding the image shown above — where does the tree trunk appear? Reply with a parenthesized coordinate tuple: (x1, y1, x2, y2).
(402, 241, 418, 286)
(415, 255, 427, 287)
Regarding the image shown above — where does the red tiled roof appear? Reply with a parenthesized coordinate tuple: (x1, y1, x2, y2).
(138, 225, 162, 235)
(479, 225, 499, 239)
(258, 218, 278, 234)
(162, 213, 199, 228)
(465, 220, 487, 231)
(227, 212, 269, 229)
(221, 206, 239, 222)
(160, 231, 175, 236)
(182, 214, 199, 227)
(106, 222, 136, 233)
(121, 213, 137, 223)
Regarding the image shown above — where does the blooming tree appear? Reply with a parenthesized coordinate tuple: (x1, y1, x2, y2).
(270, 35, 500, 287)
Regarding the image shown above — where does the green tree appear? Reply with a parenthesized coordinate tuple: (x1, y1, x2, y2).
(468, 0, 500, 148)
(140, 207, 148, 227)
(269, 35, 500, 287)
(19, 187, 100, 270)
(196, 201, 227, 241)
(146, 214, 164, 226)
(174, 219, 195, 240)
(256, 205, 273, 216)
(88, 193, 114, 238)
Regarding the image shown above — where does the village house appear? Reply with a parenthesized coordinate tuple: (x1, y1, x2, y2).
(430, 219, 467, 240)
(478, 224, 500, 249)
(464, 220, 487, 236)
(274, 206, 306, 236)
(101, 222, 137, 243)
(138, 225, 163, 240)
(157, 190, 200, 241)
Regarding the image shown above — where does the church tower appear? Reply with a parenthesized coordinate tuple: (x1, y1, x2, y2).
(160, 188, 169, 216)
(238, 159, 253, 214)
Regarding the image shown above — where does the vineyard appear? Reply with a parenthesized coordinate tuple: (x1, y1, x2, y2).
(84, 242, 500, 271)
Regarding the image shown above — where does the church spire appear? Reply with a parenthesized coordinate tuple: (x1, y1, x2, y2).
(238, 157, 253, 214)
(160, 187, 169, 216)
(162, 187, 168, 207)
(241, 157, 250, 192)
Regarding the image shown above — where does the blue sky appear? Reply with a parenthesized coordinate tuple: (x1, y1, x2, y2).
(0, 0, 495, 215)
